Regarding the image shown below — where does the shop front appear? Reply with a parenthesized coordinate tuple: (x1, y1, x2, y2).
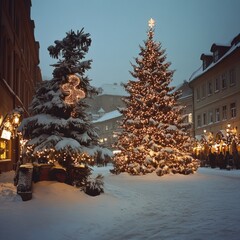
(0, 108, 23, 172)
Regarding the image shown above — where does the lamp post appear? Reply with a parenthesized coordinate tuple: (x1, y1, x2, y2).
(0, 110, 22, 139)
(200, 129, 208, 163)
(202, 129, 213, 151)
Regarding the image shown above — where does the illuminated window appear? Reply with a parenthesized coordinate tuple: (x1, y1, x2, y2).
(0, 139, 10, 160)
(188, 113, 193, 123)
(105, 125, 108, 131)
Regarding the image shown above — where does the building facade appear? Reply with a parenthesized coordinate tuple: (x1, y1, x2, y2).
(93, 110, 122, 151)
(175, 80, 194, 136)
(0, 0, 42, 172)
(87, 83, 128, 152)
(189, 33, 240, 154)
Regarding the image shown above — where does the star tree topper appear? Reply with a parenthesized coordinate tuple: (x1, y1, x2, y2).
(148, 18, 155, 29)
(61, 74, 85, 105)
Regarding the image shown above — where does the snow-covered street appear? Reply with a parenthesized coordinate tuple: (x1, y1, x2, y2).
(1, 166, 240, 240)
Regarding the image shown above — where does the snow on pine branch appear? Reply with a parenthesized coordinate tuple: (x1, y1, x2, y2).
(19, 114, 85, 131)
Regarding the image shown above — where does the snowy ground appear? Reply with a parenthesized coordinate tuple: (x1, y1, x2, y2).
(1, 166, 240, 240)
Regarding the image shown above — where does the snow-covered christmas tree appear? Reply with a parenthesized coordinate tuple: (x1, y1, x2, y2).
(112, 19, 199, 176)
(19, 29, 110, 183)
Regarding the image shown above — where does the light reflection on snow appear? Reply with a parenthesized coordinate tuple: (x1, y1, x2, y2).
(1, 167, 240, 240)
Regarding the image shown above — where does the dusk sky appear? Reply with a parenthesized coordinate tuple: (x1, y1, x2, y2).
(31, 0, 240, 87)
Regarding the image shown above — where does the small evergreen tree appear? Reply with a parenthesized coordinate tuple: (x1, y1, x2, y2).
(112, 19, 199, 176)
(20, 29, 110, 183)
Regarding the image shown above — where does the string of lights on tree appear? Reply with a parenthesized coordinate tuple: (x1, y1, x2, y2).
(112, 19, 199, 176)
(61, 74, 86, 105)
(19, 29, 102, 175)
(24, 145, 94, 167)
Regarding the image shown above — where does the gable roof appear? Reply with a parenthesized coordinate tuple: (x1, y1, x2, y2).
(93, 110, 122, 123)
(98, 83, 129, 97)
(190, 39, 240, 82)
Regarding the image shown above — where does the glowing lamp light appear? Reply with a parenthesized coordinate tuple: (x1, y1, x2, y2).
(0, 115, 3, 125)
(4, 119, 11, 128)
(1, 129, 11, 140)
(13, 115, 20, 125)
(62, 74, 85, 105)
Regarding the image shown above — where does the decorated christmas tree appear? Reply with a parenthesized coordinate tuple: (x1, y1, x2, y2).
(19, 29, 111, 184)
(112, 19, 199, 176)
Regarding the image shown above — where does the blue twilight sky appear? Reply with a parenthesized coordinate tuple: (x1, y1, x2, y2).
(31, 0, 240, 87)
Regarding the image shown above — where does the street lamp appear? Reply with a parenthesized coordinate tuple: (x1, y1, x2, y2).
(13, 114, 20, 125)
(0, 107, 23, 140)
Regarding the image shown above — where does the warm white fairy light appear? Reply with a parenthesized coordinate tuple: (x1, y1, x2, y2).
(62, 74, 85, 105)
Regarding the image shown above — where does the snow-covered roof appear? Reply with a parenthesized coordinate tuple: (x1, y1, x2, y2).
(190, 41, 240, 82)
(93, 110, 122, 123)
(174, 81, 192, 99)
(195, 135, 202, 141)
(179, 93, 192, 100)
(98, 83, 128, 97)
(98, 108, 105, 113)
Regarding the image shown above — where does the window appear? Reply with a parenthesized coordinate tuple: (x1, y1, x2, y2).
(197, 115, 201, 127)
(215, 108, 220, 122)
(0, 140, 10, 160)
(188, 113, 193, 123)
(215, 77, 219, 92)
(230, 103, 236, 118)
(229, 68, 236, 86)
(203, 113, 207, 125)
(203, 61, 207, 70)
(213, 50, 219, 62)
(105, 125, 109, 131)
(201, 84, 206, 98)
(222, 105, 227, 120)
(196, 88, 200, 101)
(209, 111, 213, 124)
(221, 73, 227, 89)
(208, 81, 213, 95)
